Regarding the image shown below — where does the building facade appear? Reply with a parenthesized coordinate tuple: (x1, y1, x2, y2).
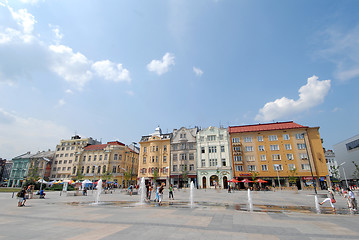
(170, 127, 198, 187)
(138, 127, 171, 186)
(333, 134, 359, 185)
(229, 121, 329, 190)
(28, 150, 55, 181)
(196, 126, 232, 189)
(51, 135, 101, 180)
(79, 141, 139, 187)
(325, 149, 340, 181)
(8, 152, 33, 187)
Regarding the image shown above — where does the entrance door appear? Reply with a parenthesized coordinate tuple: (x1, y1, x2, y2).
(223, 176, 228, 189)
(202, 177, 207, 189)
(210, 175, 219, 187)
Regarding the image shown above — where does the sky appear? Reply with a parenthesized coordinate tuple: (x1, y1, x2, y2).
(1, 0, 359, 159)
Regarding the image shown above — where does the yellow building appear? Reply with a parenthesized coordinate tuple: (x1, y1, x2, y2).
(229, 121, 329, 190)
(138, 127, 171, 185)
(79, 141, 139, 187)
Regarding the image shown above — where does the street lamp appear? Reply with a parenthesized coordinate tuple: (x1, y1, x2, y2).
(130, 142, 137, 186)
(302, 133, 317, 195)
(274, 165, 282, 191)
(92, 164, 97, 194)
(339, 162, 349, 188)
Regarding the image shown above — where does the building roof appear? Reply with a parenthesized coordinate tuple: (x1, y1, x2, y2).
(83, 144, 108, 151)
(229, 121, 307, 134)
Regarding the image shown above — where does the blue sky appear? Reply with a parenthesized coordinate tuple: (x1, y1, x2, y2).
(1, 0, 359, 159)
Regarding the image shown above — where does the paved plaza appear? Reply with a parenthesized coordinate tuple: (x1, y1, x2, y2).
(0, 188, 358, 240)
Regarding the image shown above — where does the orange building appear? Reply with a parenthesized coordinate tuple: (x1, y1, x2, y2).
(229, 121, 329, 190)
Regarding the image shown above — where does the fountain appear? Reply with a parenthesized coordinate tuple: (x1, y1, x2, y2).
(94, 179, 102, 204)
(247, 189, 253, 212)
(190, 181, 194, 208)
(314, 195, 321, 214)
(139, 177, 146, 205)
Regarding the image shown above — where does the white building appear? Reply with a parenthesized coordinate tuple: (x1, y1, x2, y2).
(196, 126, 232, 189)
(333, 134, 359, 183)
(325, 149, 340, 180)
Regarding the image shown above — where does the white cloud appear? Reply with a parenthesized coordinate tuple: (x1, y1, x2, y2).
(57, 99, 65, 107)
(0, 108, 72, 159)
(126, 90, 134, 96)
(92, 60, 131, 82)
(20, 0, 41, 4)
(48, 44, 93, 90)
(147, 52, 175, 75)
(317, 25, 359, 81)
(65, 89, 73, 94)
(49, 24, 63, 44)
(255, 76, 331, 122)
(332, 107, 341, 112)
(193, 67, 203, 76)
(8, 5, 36, 35)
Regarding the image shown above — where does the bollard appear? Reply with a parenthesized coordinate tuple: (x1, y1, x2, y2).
(12, 192, 14, 198)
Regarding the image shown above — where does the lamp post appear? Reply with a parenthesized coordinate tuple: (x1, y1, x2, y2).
(130, 142, 137, 186)
(302, 133, 317, 195)
(121, 168, 126, 188)
(275, 165, 282, 191)
(339, 162, 349, 188)
(92, 164, 97, 194)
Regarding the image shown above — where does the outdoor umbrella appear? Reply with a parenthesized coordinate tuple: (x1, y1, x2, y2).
(240, 179, 253, 183)
(255, 179, 267, 183)
(228, 179, 240, 183)
(37, 179, 48, 184)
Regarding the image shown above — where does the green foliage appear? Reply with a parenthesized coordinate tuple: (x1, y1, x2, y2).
(352, 161, 359, 179)
(250, 171, 259, 181)
(49, 184, 75, 191)
(102, 171, 113, 181)
(289, 168, 298, 185)
(153, 169, 158, 182)
(27, 166, 40, 182)
(329, 165, 340, 180)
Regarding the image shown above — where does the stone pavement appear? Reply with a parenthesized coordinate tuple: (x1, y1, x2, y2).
(0, 188, 358, 240)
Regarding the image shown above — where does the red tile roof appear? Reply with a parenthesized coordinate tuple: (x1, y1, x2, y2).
(229, 121, 307, 133)
(107, 141, 125, 146)
(84, 144, 107, 151)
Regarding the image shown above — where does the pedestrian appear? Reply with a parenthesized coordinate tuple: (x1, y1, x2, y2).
(319, 187, 336, 212)
(154, 184, 159, 202)
(159, 183, 164, 205)
(344, 188, 357, 211)
(228, 184, 231, 193)
(169, 184, 174, 200)
(128, 184, 134, 196)
(17, 186, 27, 207)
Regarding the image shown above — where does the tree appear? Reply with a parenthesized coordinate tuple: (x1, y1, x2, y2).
(153, 169, 158, 183)
(352, 161, 359, 179)
(250, 171, 259, 182)
(329, 165, 340, 181)
(27, 165, 40, 182)
(72, 170, 84, 181)
(289, 168, 298, 186)
(182, 170, 188, 187)
(102, 171, 113, 182)
(123, 171, 131, 187)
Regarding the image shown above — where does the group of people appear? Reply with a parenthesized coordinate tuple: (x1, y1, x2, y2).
(17, 185, 46, 207)
(144, 183, 174, 205)
(319, 187, 357, 212)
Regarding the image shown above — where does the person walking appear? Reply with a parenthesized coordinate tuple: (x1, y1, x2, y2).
(319, 187, 336, 212)
(17, 186, 27, 207)
(158, 183, 164, 205)
(154, 184, 160, 202)
(344, 188, 357, 211)
(169, 184, 174, 200)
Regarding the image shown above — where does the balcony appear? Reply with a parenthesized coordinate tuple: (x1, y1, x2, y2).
(232, 142, 242, 146)
(233, 151, 242, 155)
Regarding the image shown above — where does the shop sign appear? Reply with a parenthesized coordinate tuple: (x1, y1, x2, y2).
(319, 177, 326, 181)
(239, 173, 252, 176)
(303, 177, 315, 180)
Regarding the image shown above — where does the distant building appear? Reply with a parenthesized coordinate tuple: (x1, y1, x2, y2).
(325, 149, 340, 181)
(229, 121, 329, 190)
(196, 126, 232, 189)
(8, 152, 34, 187)
(28, 150, 55, 181)
(2, 160, 13, 184)
(51, 135, 101, 180)
(138, 127, 172, 186)
(79, 141, 139, 187)
(170, 127, 199, 187)
(333, 134, 359, 184)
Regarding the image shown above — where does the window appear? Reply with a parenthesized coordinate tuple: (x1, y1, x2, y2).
(244, 137, 252, 143)
(235, 165, 244, 171)
(270, 145, 279, 151)
(248, 165, 256, 171)
(209, 146, 217, 153)
(221, 159, 226, 166)
(83, 156, 86, 161)
(283, 134, 290, 140)
(152, 156, 154, 162)
(200, 136, 204, 142)
(207, 135, 216, 141)
(189, 143, 194, 149)
(119, 155, 122, 160)
(189, 153, 194, 160)
(301, 164, 310, 170)
(201, 159, 206, 167)
(257, 136, 263, 142)
(75, 156, 78, 162)
(164, 145, 167, 151)
(201, 147, 205, 153)
(173, 165, 177, 172)
(260, 155, 266, 161)
(269, 135, 278, 141)
(55, 161, 58, 164)
(261, 165, 268, 171)
(59, 160, 62, 164)
(67, 167, 71, 171)
(156, 156, 158, 162)
(88, 156, 91, 161)
(92, 166, 95, 173)
(245, 155, 255, 161)
(288, 164, 296, 170)
(285, 144, 292, 150)
(209, 159, 218, 166)
(102, 165, 106, 173)
(173, 154, 177, 161)
(221, 146, 225, 152)
(189, 164, 194, 171)
(245, 146, 253, 152)
(114, 154, 118, 160)
(94, 155, 97, 161)
(156, 146, 158, 151)
(163, 156, 167, 162)
(232, 137, 240, 143)
(70, 153, 74, 157)
(234, 156, 242, 162)
(272, 154, 281, 160)
(97, 166, 101, 174)
(181, 143, 186, 150)
(104, 154, 108, 160)
(346, 139, 359, 150)
(233, 146, 241, 152)
(72, 167, 76, 174)
(81, 166, 84, 174)
(299, 153, 308, 160)
(65, 153, 68, 157)
(219, 134, 223, 140)
(180, 154, 187, 160)
(144, 147, 147, 152)
(86, 166, 90, 173)
(53, 167, 56, 171)
(273, 164, 283, 171)
(296, 133, 304, 139)
(297, 143, 306, 150)
(258, 145, 265, 151)
(143, 157, 146, 164)
(69, 160, 72, 164)
(60, 154, 63, 157)
(287, 154, 294, 160)
(64, 160, 67, 164)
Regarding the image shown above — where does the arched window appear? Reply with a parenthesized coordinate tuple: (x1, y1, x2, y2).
(86, 166, 90, 174)
(72, 166, 76, 175)
(97, 166, 101, 174)
(103, 165, 106, 173)
(92, 166, 95, 173)
(81, 166, 84, 174)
